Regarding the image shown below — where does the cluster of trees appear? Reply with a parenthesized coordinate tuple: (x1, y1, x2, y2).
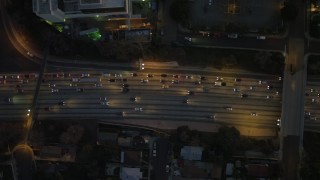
(169, 0, 190, 25)
(280, 1, 298, 21)
(308, 55, 320, 74)
(300, 132, 320, 179)
(170, 126, 277, 164)
(0, 123, 24, 153)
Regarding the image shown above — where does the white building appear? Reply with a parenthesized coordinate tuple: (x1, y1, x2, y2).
(180, 146, 203, 161)
(33, 0, 129, 22)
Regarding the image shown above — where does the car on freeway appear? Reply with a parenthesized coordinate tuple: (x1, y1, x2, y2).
(76, 88, 84, 92)
(305, 111, 311, 116)
(233, 88, 240, 92)
(214, 82, 226, 86)
(114, 74, 122, 77)
(4, 97, 11, 102)
(100, 97, 107, 101)
(310, 116, 317, 120)
(141, 79, 148, 83)
(58, 101, 65, 106)
(17, 89, 24, 93)
(131, 73, 138, 77)
(27, 52, 34, 57)
(121, 88, 130, 93)
(194, 81, 201, 85)
(216, 77, 223, 81)
(251, 112, 258, 116)
(234, 78, 241, 82)
(249, 86, 256, 90)
(134, 107, 143, 111)
(258, 80, 267, 84)
(241, 93, 248, 98)
(147, 74, 153, 77)
(45, 106, 51, 111)
(172, 80, 179, 84)
(122, 78, 127, 82)
(162, 84, 169, 89)
(257, 36, 266, 40)
(51, 89, 59, 93)
(109, 79, 116, 82)
(49, 83, 55, 87)
(278, 76, 282, 81)
(183, 99, 189, 104)
(160, 79, 166, 84)
(0, 75, 7, 79)
(209, 114, 216, 119)
(166, 165, 170, 173)
(82, 73, 90, 77)
(188, 91, 195, 95)
(185, 75, 193, 79)
(266, 95, 273, 99)
(130, 97, 137, 101)
(123, 84, 129, 88)
(173, 74, 179, 78)
(225, 107, 233, 111)
(70, 83, 77, 87)
(161, 74, 167, 77)
(227, 33, 238, 38)
(310, 88, 314, 93)
(200, 76, 206, 80)
(100, 101, 109, 106)
(184, 37, 192, 42)
(95, 83, 102, 87)
(267, 85, 273, 90)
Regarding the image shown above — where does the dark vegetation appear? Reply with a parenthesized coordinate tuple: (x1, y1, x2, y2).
(307, 55, 320, 75)
(280, 1, 298, 21)
(300, 132, 320, 179)
(170, 126, 279, 164)
(0, 122, 24, 153)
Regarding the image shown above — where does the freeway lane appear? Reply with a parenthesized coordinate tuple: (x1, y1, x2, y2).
(0, 69, 283, 136)
(35, 70, 282, 133)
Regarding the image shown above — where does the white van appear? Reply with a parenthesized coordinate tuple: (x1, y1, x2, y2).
(257, 36, 266, 40)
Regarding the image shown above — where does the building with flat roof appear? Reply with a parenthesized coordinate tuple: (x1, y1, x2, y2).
(180, 146, 203, 161)
(33, 0, 129, 22)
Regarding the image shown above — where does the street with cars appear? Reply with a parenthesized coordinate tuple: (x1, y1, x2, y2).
(0, 70, 283, 132)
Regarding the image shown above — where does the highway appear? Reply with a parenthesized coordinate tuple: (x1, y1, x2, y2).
(303, 75, 320, 132)
(0, 70, 282, 136)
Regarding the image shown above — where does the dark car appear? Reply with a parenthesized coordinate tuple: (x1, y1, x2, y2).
(267, 85, 273, 90)
(241, 94, 248, 98)
(160, 79, 166, 84)
(161, 74, 167, 77)
(123, 84, 129, 88)
(130, 97, 137, 101)
(109, 79, 116, 82)
(200, 76, 206, 80)
(76, 88, 84, 92)
(122, 78, 127, 82)
(58, 101, 65, 106)
(188, 91, 195, 95)
(235, 78, 241, 82)
(122, 88, 130, 93)
(4, 97, 11, 102)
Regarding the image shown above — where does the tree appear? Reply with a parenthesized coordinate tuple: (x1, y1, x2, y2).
(169, 0, 189, 25)
(214, 126, 240, 159)
(281, 2, 298, 21)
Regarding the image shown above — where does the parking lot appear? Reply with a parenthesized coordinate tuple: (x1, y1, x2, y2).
(189, 0, 282, 31)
